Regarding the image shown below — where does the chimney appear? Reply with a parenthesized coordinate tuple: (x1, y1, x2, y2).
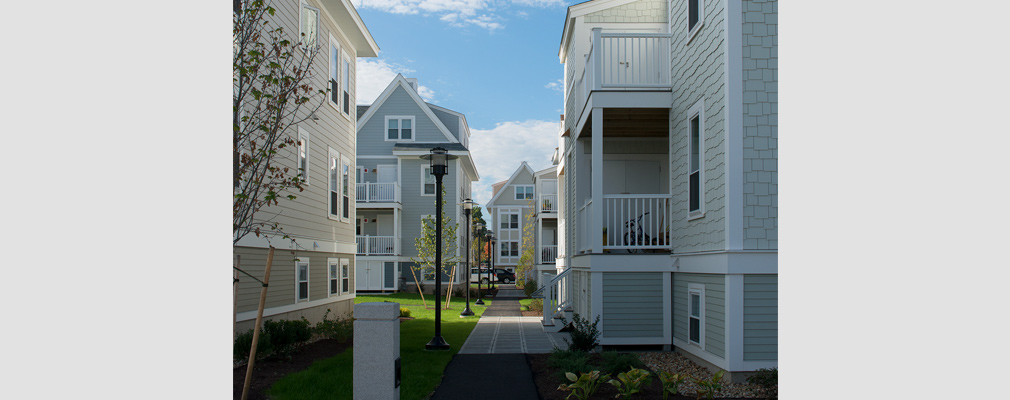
(405, 78, 419, 93)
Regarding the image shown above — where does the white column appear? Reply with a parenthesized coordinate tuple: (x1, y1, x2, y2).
(393, 208, 399, 255)
(591, 107, 603, 254)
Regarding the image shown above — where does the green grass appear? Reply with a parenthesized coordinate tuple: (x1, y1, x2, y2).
(519, 298, 532, 311)
(266, 293, 491, 400)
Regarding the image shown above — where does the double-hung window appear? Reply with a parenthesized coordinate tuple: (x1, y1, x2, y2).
(329, 37, 340, 110)
(328, 260, 339, 296)
(688, 100, 704, 218)
(688, 284, 705, 346)
(385, 116, 414, 141)
(687, 0, 704, 39)
(500, 241, 519, 257)
(422, 167, 435, 196)
(501, 213, 519, 230)
(514, 185, 534, 200)
(300, 3, 319, 50)
(298, 128, 310, 184)
(341, 53, 351, 115)
(340, 259, 350, 293)
(296, 260, 310, 301)
(341, 156, 351, 220)
(329, 148, 340, 218)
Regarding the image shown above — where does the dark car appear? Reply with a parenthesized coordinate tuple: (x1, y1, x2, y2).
(493, 268, 516, 284)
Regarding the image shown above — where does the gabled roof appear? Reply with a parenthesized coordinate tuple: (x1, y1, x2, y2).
(392, 143, 468, 152)
(534, 166, 557, 179)
(356, 74, 459, 144)
(491, 180, 507, 197)
(487, 161, 536, 207)
(318, 0, 379, 57)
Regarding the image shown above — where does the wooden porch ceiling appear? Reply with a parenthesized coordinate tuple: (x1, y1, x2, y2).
(580, 108, 669, 138)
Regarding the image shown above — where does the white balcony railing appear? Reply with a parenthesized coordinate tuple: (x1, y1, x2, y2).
(540, 245, 558, 264)
(355, 182, 400, 203)
(539, 194, 558, 213)
(574, 29, 672, 123)
(356, 235, 397, 255)
(577, 195, 671, 253)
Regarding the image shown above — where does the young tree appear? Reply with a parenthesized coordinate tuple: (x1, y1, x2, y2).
(233, 0, 326, 246)
(470, 205, 488, 267)
(410, 189, 459, 306)
(515, 199, 537, 288)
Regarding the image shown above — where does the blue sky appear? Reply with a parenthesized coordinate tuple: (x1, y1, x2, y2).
(350, 0, 573, 207)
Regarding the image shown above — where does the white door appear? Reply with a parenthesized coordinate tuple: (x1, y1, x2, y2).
(367, 261, 382, 290)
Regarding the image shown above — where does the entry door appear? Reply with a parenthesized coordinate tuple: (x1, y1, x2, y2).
(358, 261, 383, 291)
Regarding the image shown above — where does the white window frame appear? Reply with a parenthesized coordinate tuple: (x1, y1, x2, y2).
(298, 127, 310, 185)
(421, 166, 436, 196)
(341, 50, 351, 116)
(327, 258, 339, 297)
(340, 258, 350, 294)
(687, 99, 705, 220)
(500, 240, 519, 257)
(341, 155, 352, 222)
(299, 2, 320, 51)
(328, 148, 340, 220)
(296, 260, 310, 302)
(384, 115, 415, 141)
(514, 185, 534, 200)
(686, 0, 704, 44)
(500, 212, 519, 230)
(688, 283, 705, 347)
(328, 34, 341, 112)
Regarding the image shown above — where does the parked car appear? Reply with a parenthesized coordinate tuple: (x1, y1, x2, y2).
(470, 268, 492, 284)
(493, 268, 516, 284)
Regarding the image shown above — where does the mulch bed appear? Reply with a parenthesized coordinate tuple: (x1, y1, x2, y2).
(526, 353, 756, 400)
(233, 338, 352, 400)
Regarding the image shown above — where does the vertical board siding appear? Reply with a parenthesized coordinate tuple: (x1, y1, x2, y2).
(602, 272, 664, 338)
(669, 0, 728, 253)
(740, 0, 778, 249)
(743, 274, 777, 360)
(672, 273, 725, 359)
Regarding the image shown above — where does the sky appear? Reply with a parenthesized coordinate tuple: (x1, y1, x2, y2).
(350, 0, 572, 207)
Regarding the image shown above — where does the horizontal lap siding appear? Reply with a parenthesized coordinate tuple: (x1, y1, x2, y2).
(743, 274, 777, 360)
(602, 273, 664, 338)
(672, 273, 725, 359)
(235, 247, 354, 314)
(399, 159, 460, 260)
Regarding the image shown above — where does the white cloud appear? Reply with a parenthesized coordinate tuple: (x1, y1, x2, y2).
(355, 59, 436, 104)
(512, 0, 565, 8)
(353, 0, 560, 31)
(545, 78, 564, 92)
(469, 119, 560, 207)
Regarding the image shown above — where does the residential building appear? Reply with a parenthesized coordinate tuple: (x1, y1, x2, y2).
(485, 161, 561, 284)
(547, 0, 777, 381)
(234, 0, 379, 332)
(354, 75, 480, 292)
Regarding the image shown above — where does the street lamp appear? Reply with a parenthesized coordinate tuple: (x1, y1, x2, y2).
(420, 147, 456, 351)
(486, 230, 496, 291)
(474, 221, 485, 306)
(460, 198, 475, 317)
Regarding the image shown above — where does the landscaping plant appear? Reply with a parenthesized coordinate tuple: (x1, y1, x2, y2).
(547, 348, 594, 379)
(601, 351, 645, 374)
(657, 371, 688, 400)
(557, 370, 610, 400)
(694, 370, 725, 400)
(523, 278, 538, 297)
(263, 319, 313, 357)
(234, 328, 273, 361)
(562, 313, 601, 352)
(607, 367, 652, 399)
(399, 307, 412, 318)
(313, 309, 352, 342)
(529, 298, 544, 314)
(746, 367, 777, 400)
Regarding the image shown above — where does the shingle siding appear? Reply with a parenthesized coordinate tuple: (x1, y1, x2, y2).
(741, 0, 777, 250)
(584, 0, 667, 23)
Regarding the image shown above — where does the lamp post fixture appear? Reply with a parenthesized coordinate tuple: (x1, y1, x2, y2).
(489, 233, 497, 290)
(474, 221, 485, 306)
(486, 231, 495, 291)
(421, 147, 456, 351)
(460, 198, 475, 317)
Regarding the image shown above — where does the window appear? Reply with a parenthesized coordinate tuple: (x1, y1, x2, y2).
(385, 116, 414, 141)
(514, 185, 534, 200)
(298, 128, 310, 184)
(340, 259, 350, 293)
(328, 260, 339, 296)
(300, 4, 319, 50)
(501, 213, 518, 230)
(688, 99, 704, 217)
(500, 241, 519, 257)
(296, 260, 309, 301)
(329, 149, 339, 218)
(329, 37, 340, 110)
(342, 53, 351, 115)
(341, 156, 351, 220)
(688, 284, 705, 346)
(422, 167, 435, 196)
(687, 0, 703, 36)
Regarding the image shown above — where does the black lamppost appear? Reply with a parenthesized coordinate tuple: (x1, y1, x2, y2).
(474, 221, 485, 306)
(421, 147, 455, 351)
(487, 231, 496, 291)
(460, 198, 475, 317)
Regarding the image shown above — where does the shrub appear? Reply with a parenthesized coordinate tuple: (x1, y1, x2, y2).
(548, 348, 594, 379)
(557, 370, 610, 400)
(746, 368, 777, 400)
(658, 371, 688, 400)
(233, 328, 273, 361)
(452, 286, 466, 297)
(693, 370, 724, 400)
(608, 367, 652, 400)
(313, 310, 353, 343)
(563, 313, 601, 352)
(263, 318, 313, 357)
(399, 307, 412, 318)
(523, 279, 538, 297)
(601, 351, 645, 374)
(529, 298, 544, 313)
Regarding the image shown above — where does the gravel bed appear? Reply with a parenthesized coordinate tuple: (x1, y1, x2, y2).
(636, 352, 764, 398)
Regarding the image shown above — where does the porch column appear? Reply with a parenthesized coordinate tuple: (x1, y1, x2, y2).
(591, 107, 603, 254)
(393, 208, 399, 255)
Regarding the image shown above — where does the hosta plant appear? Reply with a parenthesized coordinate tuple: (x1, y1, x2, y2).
(694, 370, 725, 400)
(607, 367, 652, 399)
(558, 370, 610, 400)
(657, 371, 688, 400)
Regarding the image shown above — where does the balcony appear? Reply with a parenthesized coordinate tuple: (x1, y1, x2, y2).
(578, 194, 670, 253)
(540, 245, 558, 264)
(356, 182, 400, 204)
(356, 235, 397, 255)
(539, 194, 558, 214)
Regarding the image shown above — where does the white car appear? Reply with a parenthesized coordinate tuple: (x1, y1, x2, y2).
(469, 268, 492, 284)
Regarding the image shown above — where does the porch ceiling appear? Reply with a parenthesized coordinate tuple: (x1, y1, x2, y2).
(581, 108, 669, 138)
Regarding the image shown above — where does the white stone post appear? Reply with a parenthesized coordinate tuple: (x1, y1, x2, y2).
(353, 302, 400, 400)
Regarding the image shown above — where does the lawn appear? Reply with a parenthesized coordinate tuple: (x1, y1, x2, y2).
(266, 293, 491, 400)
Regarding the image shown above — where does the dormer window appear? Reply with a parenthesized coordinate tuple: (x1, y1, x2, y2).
(385, 116, 414, 141)
(515, 185, 534, 200)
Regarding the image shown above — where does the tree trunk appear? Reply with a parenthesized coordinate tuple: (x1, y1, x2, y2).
(240, 247, 274, 400)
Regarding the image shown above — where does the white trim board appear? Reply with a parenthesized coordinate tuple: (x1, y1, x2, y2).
(236, 293, 355, 322)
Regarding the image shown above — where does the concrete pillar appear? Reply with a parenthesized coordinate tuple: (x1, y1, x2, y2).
(353, 302, 400, 400)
